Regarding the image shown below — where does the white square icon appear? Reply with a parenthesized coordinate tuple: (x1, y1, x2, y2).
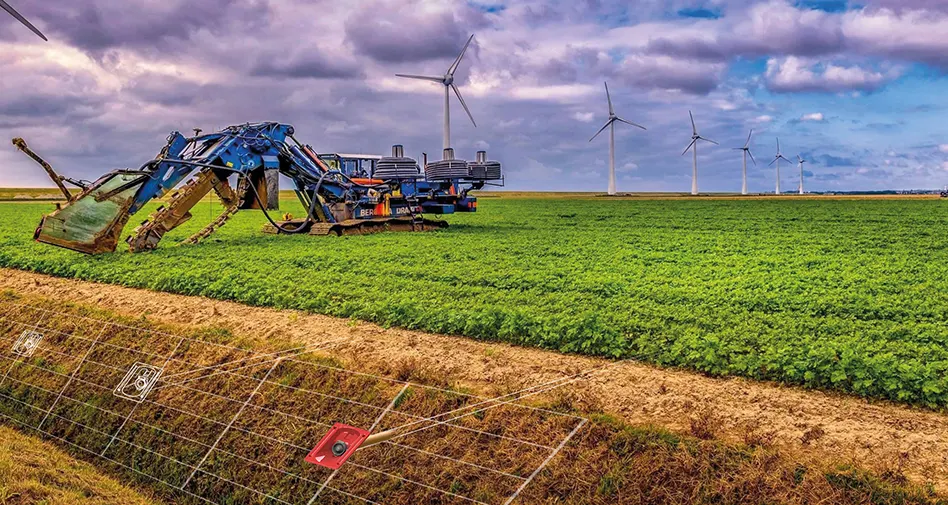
(114, 362, 163, 402)
(12, 330, 43, 357)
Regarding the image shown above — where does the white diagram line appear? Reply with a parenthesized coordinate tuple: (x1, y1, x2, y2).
(1, 303, 584, 422)
(0, 360, 548, 505)
(182, 359, 281, 490)
(309, 383, 410, 504)
(0, 309, 52, 388)
(161, 345, 309, 380)
(156, 338, 346, 390)
(502, 418, 588, 505)
(384, 360, 622, 440)
(101, 336, 185, 457)
(38, 323, 109, 430)
(0, 304, 597, 505)
(389, 364, 616, 443)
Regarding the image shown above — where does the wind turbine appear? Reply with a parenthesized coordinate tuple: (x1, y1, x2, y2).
(1, 0, 47, 41)
(732, 129, 756, 195)
(769, 138, 792, 194)
(396, 34, 476, 151)
(681, 111, 718, 195)
(589, 82, 646, 196)
(797, 155, 807, 195)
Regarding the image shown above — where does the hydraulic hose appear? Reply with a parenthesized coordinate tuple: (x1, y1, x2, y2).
(243, 174, 324, 235)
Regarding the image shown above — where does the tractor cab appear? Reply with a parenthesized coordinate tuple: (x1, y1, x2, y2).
(318, 153, 383, 179)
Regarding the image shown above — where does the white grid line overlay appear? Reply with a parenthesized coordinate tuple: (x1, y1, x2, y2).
(0, 300, 592, 505)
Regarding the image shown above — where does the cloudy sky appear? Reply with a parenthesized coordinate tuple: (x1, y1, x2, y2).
(1, 0, 947, 192)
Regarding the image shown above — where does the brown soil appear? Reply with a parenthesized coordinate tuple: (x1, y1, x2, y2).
(2, 267, 946, 491)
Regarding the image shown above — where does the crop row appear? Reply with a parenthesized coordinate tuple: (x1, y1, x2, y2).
(1, 197, 947, 407)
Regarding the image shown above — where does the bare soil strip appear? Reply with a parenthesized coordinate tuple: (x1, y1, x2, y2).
(2, 267, 946, 490)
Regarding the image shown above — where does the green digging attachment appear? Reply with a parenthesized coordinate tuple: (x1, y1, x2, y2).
(14, 136, 149, 254)
(35, 172, 146, 254)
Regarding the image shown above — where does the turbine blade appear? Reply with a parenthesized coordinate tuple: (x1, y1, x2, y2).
(589, 119, 613, 142)
(699, 136, 719, 146)
(447, 33, 475, 75)
(744, 129, 753, 148)
(689, 110, 697, 135)
(1, 0, 47, 41)
(605, 81, 614, 116)
(615, 117, 646, 130)
(395, 74, 445, 83)
(776, 137, 780, 153)
(769, 157, 778, 167)
(748, 150, 757, 166)
(682, 139, 697, 156)
(451, 83, 476, 127)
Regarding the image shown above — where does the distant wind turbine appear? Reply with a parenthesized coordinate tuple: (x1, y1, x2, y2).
(396, 34, 476, 151)
(769, 138, 792, 194)
(681, 111, 718, 195)
(589, 82, 646, 196)
(1, 0, 47, 40)
(732, 129, 756, 195)
(797, 155, 807, 195)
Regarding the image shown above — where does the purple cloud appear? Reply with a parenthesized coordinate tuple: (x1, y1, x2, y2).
(344, 1, 486, 64)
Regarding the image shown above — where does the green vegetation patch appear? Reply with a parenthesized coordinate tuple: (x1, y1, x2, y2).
(1, 197, 948, 407)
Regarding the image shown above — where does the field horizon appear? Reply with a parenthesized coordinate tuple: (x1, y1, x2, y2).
(1, 195, 947, 410)
(0, 187, 941, 202)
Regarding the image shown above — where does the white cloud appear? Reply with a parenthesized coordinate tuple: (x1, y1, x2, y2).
(801, 112, 825, 122)
(572, 112, 595, 122)
(619, 162, 639, 172)
(765, 56, 899, 93)
(939, 145, 948, 153)
(752, 115, 774, 123)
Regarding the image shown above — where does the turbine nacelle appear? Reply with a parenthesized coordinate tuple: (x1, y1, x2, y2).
(588, 81, 647, 195)
(395, 34, 477, 149)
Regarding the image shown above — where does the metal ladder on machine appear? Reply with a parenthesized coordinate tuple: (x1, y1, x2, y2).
(405, 194, 425, 230)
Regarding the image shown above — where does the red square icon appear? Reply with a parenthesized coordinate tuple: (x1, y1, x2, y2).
(305, 423, 371, 470)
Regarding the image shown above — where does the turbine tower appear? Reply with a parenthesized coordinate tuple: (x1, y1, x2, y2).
(797, 155, 807, 195)
(769, 138, 792, 195)
(1, 0, 47, 40)
(732, 129, 756, 195)
(396, 34, 476, 151)
(681, 111, 718, 195)
(589, 82, 646, 195)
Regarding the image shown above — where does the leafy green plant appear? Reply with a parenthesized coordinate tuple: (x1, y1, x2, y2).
(2, 196, 948, 407)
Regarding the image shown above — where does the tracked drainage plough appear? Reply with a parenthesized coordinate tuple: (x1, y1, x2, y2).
(13, 122, 503, 254)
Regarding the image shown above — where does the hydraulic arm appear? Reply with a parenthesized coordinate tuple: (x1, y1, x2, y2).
(14, 122, 502, 254)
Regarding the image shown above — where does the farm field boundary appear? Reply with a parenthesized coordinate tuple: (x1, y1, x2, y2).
(1, 198, 948, 408)
(0, 290, 943, 504)
(1, 268, 947, 492)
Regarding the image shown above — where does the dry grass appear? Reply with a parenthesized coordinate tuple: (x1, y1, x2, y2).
(0, 424, 160, 505)
(0, 294, 944, 505)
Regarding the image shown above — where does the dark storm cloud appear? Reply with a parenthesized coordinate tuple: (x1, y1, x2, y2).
(250, 50, 364, 79)
(644, 37, 731, 62)
(17, 0, 272, 54)
(3, 0, 948, 192)
(617, 55, 725, 95)
(344, 1, 487, 64)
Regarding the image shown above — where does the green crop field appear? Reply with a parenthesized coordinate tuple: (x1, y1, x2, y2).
(1, 195, 947, 408)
